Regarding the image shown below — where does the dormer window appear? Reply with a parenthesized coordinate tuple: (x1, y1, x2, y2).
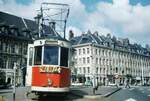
(0, 23, 9, 34)
(22, 28, 30, 38)
(107, 42, 110, 47)
(9, 25, 18, 36)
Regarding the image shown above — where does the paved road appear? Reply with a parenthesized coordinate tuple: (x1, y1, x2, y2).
(103, 86, 150, 101)
(0, 87, 85, 101)
(1, 86, 150, 101)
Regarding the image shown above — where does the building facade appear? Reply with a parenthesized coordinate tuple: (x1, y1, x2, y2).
(0, 12, 35, 86)
(71, 31, 150, 86)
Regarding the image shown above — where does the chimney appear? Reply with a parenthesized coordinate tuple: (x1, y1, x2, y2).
(69, 30, 74, 40)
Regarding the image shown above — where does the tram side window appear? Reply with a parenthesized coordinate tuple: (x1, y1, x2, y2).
(34, 46, 42, 65)
(44, 46, 58, 65)
(60, 47, 68, 67)
(29, 47, 33, 66)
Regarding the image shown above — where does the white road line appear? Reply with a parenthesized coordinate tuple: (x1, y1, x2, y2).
(129, 88, 134, 91)
(125, 98, 137, 101)
(147, 95, 150, 97)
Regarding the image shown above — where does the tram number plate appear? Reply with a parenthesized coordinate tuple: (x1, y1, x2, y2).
(39, 66, 61, 73)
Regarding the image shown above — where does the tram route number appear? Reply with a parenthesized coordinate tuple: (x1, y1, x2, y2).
(39, 66, 62, 73)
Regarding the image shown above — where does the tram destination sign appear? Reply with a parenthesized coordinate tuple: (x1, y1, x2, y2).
(39, 66, 62, 73)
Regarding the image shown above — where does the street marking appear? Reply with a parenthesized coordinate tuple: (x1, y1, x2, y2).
(129, 88, 134, 91)
(142, 91, 144, 93)
(148, 89, 150, 91)
(147, 95, 150, 97)
(125, 98, 137, 101)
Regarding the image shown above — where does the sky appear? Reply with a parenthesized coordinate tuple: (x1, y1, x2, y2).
(0, 0, 150, 46)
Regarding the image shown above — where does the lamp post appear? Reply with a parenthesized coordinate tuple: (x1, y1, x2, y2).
(13, 62, 17, 101)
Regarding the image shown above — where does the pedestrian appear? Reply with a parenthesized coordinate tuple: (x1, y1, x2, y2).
(125, 78, 130, 88)
(115, 78, 119, 88)
(92, 77, 98, 95)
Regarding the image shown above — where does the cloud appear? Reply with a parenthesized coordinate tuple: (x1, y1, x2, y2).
(83, 0, 150, 45)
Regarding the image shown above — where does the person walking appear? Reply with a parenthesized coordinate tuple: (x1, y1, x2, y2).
(92, 77, 98, 95)
(125, 78, 130, 88)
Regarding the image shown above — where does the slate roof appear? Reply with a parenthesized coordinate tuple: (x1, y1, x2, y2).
(0, 11, 65, 41)
(71, 31, 150, 56)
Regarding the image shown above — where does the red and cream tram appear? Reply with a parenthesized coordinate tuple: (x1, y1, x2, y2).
(26, 38, 71, 93)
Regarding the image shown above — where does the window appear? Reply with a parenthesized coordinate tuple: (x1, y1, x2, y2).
(79, 67, 81, 73)
(79, 58, 82, 64)
(83, 48, 85, 54)
(95, 49, 97, 55)
(3, 43, 8, 52)
(79, 49, 81, 55)
(34, 46, 42, 65)
(102, 50, 104, 56)
(83, 58, 86, 64)
(87, 48, 89, 54)
(23, 45, 27, 55)
(96, 58, 98, 64)
(18, 45, 22, 54)
(60, 47, 69, 67)
(1, 58, 7, 69)
(9, 59, 15, 69)
(83, 67, 86, 73)
(15, 45, 18, 54)
(11, 44, 15, 53)
(99, 49, 101, 55)
(96, 67, 98, 73)
(99, 58, 101, 65)
(87, 67, 90, 73)
(43, 46, 58, 65)
(87, 57, 90, 63)
(29, 47, 33, 66)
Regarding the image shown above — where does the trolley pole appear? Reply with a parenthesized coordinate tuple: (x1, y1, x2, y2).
(13, 63, 17, 101)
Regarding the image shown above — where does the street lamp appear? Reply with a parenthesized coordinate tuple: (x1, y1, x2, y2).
(13, 62, 17, 101)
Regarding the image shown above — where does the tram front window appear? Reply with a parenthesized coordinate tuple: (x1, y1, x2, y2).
(44, 46, 58, 65)
(34, 46, 42, 65)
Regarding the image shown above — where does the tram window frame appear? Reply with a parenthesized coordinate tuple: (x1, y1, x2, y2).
(34, 46, 42, 65)
(43, 46, 59, 65)
(60, 47, 69, 67)
(29, 47, 33, 66)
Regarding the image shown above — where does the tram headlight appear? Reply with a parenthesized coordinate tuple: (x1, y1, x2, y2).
(48, 78, 52, 86)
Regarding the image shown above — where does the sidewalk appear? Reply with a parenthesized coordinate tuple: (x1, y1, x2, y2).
(70, 86, 121, 99)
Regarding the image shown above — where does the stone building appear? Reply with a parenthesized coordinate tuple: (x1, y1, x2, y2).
(0, 11, 36, 86)
(71, 31, 150, 86)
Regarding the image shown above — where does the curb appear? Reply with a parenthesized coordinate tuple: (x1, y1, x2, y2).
(104, 88, 122, 97)
(70, 91, 104, 100)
